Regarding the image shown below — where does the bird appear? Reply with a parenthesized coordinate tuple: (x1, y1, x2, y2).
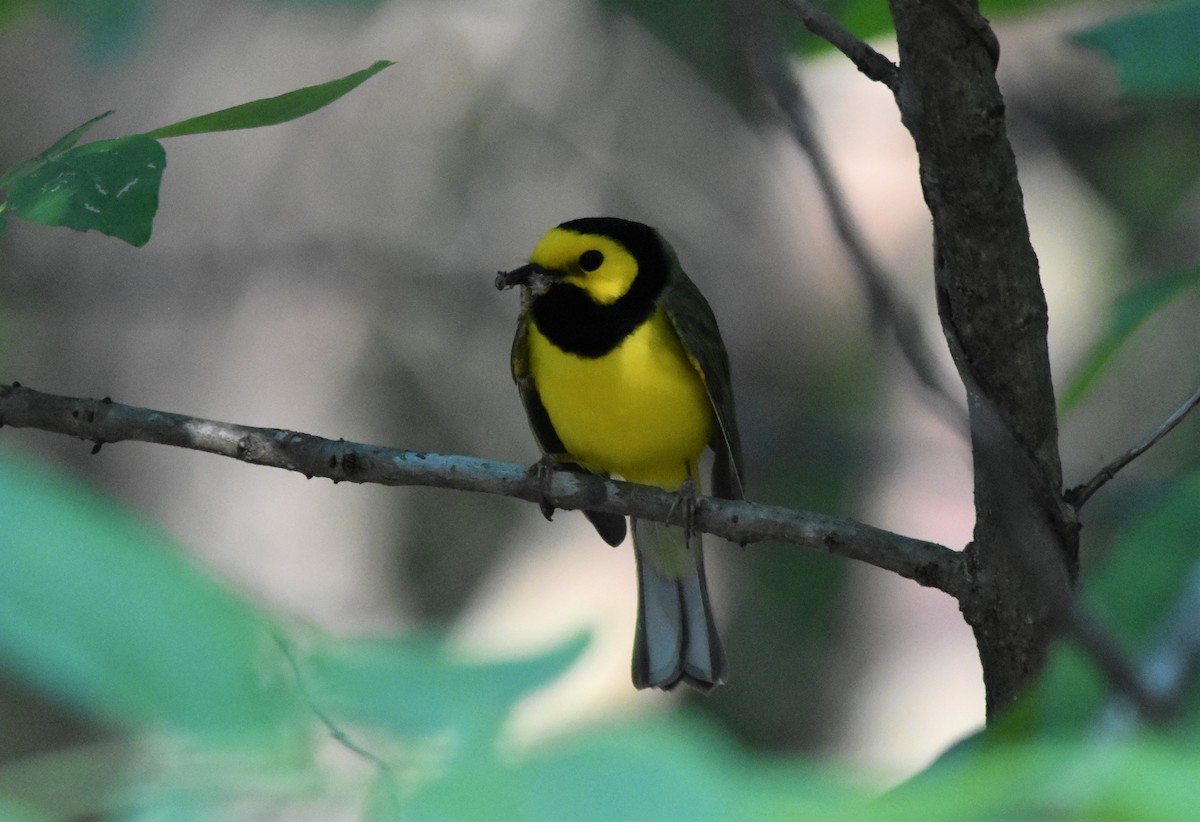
(495, 217, 744, 692)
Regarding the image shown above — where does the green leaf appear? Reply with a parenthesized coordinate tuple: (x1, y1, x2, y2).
(598, 0, 782, 110)
(1086, 471, 1200, 655)
(302, 632, 588, 755)
(0, 452, 304, 747)
(1062, 264, 1200, 410)
(0, 63, 392, 244)
(37, 110, 115, 158)
(411, 715, 858, 821)
(1021, 470, 1200, 735)
(52, 0, 150, 63)
(885, 736, 1200, 820)
(0, 110, 114, 190)
(5, 135, 165, 246)
(261, 0, 389, 6)
(146, 60, 394, 139)
(0, 794, 42, 822)
(804, 0, 1079, 57)
(0, 0, 38, 32)
(1076, 1, 1200, 98)
(0, 2, 148, 63)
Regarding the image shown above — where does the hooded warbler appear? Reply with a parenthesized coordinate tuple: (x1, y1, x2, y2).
(496, 217, 744, 692)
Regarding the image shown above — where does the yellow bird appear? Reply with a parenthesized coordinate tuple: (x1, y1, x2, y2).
(496, 217, 744, 691)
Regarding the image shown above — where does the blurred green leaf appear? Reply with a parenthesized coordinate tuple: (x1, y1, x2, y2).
(1087, 470, 1200, 642)
(805, 0, 1079, 56)
(0, 110, 113, 190)
(1068, 107, 1200, 242)
(302, 632, 588, 755)
(1062, 264, 1200, 410)
(146, 60, 394, 139)
(1022, 469, 1200, 734)
(597, 0, 766, 109)
(411, 715, 859, 821)
(0, 794, 42, 822)
(0, 740, 135, 821)
(0, 0, 37, 31)
(5, 135, 164, 246)
(55, 0, 151, 63)
(1077, 1, 1200, 98)
(884, 736, 1200, 820)
(261, 0, 388, 7)
(0, 452, 304, 747)
(0, 0, 151, 63)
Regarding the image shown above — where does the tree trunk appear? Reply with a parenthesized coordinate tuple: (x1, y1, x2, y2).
(887, 0, 1079, 719)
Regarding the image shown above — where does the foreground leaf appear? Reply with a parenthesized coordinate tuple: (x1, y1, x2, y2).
(0, 452, 302, 746)
(1062, 264, 1200, 410)
(1076, 1, 1200, 98)
(1021, 470, 1200, 734)
(410, 715, 856, 821)
(806, 0, 1078, 57)
(5, 135, 165, 246)
(0, 110, 113, 190)
(889, 736, 1200, 820)
(147, 60, 394, 139)
(302, 632, 588, 756)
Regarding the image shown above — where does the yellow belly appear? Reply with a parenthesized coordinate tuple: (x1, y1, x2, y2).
(528, 309, 714, 490)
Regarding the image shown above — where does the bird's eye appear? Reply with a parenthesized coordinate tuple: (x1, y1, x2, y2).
(579, 250, 604, 272)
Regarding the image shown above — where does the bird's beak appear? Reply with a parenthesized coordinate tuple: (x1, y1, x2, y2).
(495, 263, 558, 295)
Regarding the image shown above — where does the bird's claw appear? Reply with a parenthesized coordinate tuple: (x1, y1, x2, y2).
(667, 476, 699, 547)
(527, 454, 560, 521)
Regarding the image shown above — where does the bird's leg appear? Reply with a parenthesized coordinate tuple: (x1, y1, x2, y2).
(526, 452, 566, 521)
(666, 473, 700, 549)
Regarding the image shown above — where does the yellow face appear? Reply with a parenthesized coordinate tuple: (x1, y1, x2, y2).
(529, 227, 640, 305)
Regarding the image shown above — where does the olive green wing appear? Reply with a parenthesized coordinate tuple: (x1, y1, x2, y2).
(659, 268, 745, 501)
(511, 312, 628, 546)
(511, 312, 565, 458)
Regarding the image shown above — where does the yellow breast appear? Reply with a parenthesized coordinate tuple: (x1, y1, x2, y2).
(528, 308, 714, 490)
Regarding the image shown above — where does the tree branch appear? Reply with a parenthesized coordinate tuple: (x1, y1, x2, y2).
(754, 57, 968, 434)
(775, 0, 899, 92)
(1097, 561, 1200, 733)
(1066, 385, 1200, 509)
(0, 383, 970, 599)
(727, 2, 966, 432)
(1063, 602, 1174, 726)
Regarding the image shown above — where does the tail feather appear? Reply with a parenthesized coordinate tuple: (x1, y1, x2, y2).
(631, 518, 726, 692)
(585, 509, 627, 546)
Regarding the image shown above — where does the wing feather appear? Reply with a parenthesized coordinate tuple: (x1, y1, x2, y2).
(657, 265, 745, 501)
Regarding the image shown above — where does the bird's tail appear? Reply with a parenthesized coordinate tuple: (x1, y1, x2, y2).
(630, 517, 726, 692)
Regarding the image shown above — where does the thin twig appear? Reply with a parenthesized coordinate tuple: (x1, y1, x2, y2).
(274, 634, 402, 816)
(1067, 385, 1200, 508)
(775, 0, 899, 92)
(0, 382, 970, 600)
(1062, 602, 1173, 725)
(1097, 562, 1200, 734)
(781, 94, 968, 432)
(744, 5, 969, 433)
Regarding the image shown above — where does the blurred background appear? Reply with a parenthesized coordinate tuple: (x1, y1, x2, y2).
(1, 0, 1198, 813)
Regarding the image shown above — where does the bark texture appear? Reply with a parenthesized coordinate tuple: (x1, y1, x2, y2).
(887, 0, 1078, 718)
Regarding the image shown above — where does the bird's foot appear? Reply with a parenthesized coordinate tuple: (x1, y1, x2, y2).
(526, 453, 563, 521)
(666, 476, 699, 547)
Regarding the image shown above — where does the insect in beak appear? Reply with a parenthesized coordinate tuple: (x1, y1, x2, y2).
(495, 263, 558, 296)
